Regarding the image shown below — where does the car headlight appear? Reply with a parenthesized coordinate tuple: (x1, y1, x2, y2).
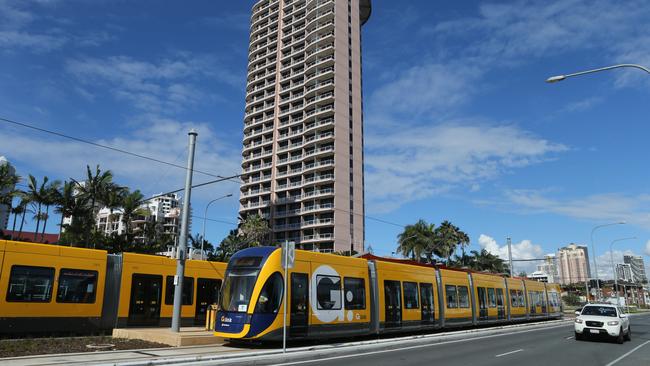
(575, 318, 583, 323)
(607, 321, 619, 326)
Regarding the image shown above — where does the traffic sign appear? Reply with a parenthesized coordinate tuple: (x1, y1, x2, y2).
(282, 241, 295, 269)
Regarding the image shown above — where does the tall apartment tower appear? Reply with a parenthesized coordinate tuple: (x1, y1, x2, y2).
(239, 0, 372, 253)
(623, 255, 647, 284)
(556, 244, 591, 285)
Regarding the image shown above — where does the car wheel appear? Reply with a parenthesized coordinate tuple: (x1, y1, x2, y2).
(616, 328, 624, 344)
(624, 326, 631, 341)
(575, 331, 582, 341)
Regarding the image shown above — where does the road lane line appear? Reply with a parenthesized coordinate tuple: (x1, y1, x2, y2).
(495, 349, 523, 357)
(565, 336, 574, 339)
(605, 340, 650, 366)
(265, 324, 570, 366)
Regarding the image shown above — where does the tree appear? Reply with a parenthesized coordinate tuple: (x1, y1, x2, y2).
(396, 219, 435, 262)
(72, 165, 115, 246)
(53, 181, 76, 238)
(470, 249, 508, 273)
(0, 163, 20, 219)
(238, 214, 271, 246)
(25, 175, 49, 241)
(39, 179, 61, 242)
(120, 189, 148, 244)
(214, 229, 249, 262)
(430, 220, 469, 263)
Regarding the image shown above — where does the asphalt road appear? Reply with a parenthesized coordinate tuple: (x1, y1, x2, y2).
(260, 314, 650, 366)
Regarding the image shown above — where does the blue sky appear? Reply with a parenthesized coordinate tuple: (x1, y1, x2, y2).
(2, 0, 650, 278)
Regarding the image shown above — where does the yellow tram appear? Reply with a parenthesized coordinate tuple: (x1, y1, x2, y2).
(214, 247, 563, 341)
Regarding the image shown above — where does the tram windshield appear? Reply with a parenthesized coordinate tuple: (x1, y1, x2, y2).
(219, 268, 259, 312)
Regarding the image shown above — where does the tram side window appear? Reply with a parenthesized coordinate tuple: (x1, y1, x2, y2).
(445, 285, 458, 308)
(496, 288, 504, 307)
(317, 275, 341, 310)
(487, 288, 496, 308)
(255, 272, 283, 313)
(6, 265, 54, 302)
(344, 277, 366, 310)
(56, 269, 98, 303)
(509, 290, 517, 307)
(457, 286, 470, 308)
(403, 282, 419, 309)
(165, 276, 194, 305)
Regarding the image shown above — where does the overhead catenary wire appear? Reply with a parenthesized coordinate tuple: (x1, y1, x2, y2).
(0, 116, 240, 184)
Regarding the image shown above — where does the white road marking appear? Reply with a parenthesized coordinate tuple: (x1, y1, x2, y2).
(605, 340, 650, 366)
(495, 349, 523, 357)
(265, 325, 569, 366)
(565, 336, 574, 339)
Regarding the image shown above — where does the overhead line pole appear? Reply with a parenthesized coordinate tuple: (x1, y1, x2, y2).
(171, 129, 198, 333)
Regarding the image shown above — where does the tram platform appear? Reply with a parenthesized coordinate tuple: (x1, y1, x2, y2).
(112, 326, 224, 347)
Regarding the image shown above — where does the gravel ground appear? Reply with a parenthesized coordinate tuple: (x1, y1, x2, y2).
(0, 336, 169, 358)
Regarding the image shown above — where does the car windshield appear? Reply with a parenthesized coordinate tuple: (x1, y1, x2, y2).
(581, 306, 617, 317)
(219, 268, 259, 312)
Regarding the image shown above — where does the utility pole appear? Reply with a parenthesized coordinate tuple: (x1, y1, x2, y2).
(171, 129, 198, 332)
(507, 237, 514, 276)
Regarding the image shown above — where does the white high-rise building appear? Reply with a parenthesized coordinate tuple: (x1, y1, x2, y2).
(616, 263, 634, 282)
(624, 255, 647, 284)
(0, 156, 16, 231)
(535, 254, 558, 283)
(238, 0, 372, 253)
(94, 193, 188, 244)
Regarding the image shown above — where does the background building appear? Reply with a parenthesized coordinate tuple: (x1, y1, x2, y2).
(556, 243, 591, 285)
(616, 263, 634, 282)
(0, 156, 16, 231)
(535, 253, 558, 283)
(81, 193, 187, 245)
(238, 0, 372, 253)
(624, 255, 647, 284)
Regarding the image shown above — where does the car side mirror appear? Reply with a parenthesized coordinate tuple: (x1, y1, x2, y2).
(574, 311, 581, 316)
(619, 313, 627, 318)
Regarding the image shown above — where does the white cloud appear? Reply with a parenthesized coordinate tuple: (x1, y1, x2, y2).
(364, 123, 567, 212)
(0, 115, 242, 202)
(65, 54, 240, 114)
(478, 234, 545, 274)
(504, 189, 650, 230)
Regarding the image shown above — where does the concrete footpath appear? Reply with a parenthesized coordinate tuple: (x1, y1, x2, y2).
(0, 320, 571, 366)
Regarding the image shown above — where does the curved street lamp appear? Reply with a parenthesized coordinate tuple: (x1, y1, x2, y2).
(546, 63, 650, 83)
(200, 193, 233, 260)
(590, 222, 626, 299)
(610, 237, 636, 306)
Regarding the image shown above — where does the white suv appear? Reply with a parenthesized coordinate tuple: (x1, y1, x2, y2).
(574, 304, 631, 343)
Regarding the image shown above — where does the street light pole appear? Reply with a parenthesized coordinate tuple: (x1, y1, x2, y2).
(610, 237, 636, 306)
(200, 193, 233, 260)
(590, 222, 626, 300)
(546, 63, 650, 83)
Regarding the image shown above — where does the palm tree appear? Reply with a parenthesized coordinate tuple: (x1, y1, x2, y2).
(215, 229, 248, 261)
(430, 220, 470, 263)
(100, 183, 127, 235)
(470, 249, 508, 273)
(10, 199, 26, 236)
(25, 175, 51, 241)
(40, 179, 61, 242)
(120, 189, 148, 244)
(396, 219, 435, 262)
(238, 214, 271, 246)
(53, 181, 75, 238)
(72, 165, 115, 245)
(0, 164, 20, 221)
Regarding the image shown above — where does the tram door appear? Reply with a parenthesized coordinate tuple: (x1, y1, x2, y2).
(194, 278, 221, 325)
(420, 283, 435, 325)
(384, 280, 402, 328)
(541, 291, 548, 314)
(128, 274, 162, 326)
(477, 287, 488, 320)
(290, 273, 309, 337)
(496, 289, 506, 320)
